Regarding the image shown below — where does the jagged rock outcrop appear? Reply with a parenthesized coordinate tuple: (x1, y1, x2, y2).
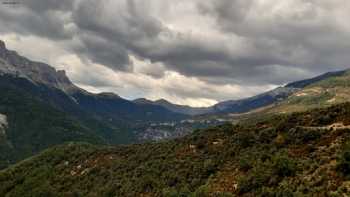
(0, 113, 7, 137)
(0, 40, 79, 93)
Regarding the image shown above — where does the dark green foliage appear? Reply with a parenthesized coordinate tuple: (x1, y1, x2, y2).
(238, 155, 253, 172)
(285, 127, 322, 145)
(272, 153, 296, 177)
(237, 164, 273, 194)
(0, 76, 105, 169)
(0, 74, 190, 169)
(236, 152, 296, 194)
(258, 127, 277, 144)
(2, 103, 350, 196)
(236, 130, 255, 148)
(337, 142, 350, 177)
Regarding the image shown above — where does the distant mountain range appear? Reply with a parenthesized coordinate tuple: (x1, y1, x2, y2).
(0, 39, 349, 170)
(133, 69, 347, 116)
(0, 40, 187, 123)
(0, 38, 347, 121)
(133, 98, 213, 115)
(211, 69, 347, 114)
(0, 40, 187, 168)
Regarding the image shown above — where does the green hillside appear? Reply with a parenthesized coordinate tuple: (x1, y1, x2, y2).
(270, 70, 350, 113)
(2, 103, 350, 196)
(0, 79, 105, 169)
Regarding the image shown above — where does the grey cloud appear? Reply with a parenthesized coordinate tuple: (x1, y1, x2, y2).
(198, 0, 253, 24)
(71, 0, 262, 77)
(196, 0, 350, 71)
(1, 0, 350, 89)
(24, 0, 74, 12)
(0, 1, 74, 40)
(75, 33, 131, 71)
(71, 0, 165, 71)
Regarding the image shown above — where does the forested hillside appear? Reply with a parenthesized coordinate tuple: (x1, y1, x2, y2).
(2, 103, 350, 196)
(0, 76, 104, 169)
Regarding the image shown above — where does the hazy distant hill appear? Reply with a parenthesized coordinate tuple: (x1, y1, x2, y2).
(132, 69, 348, 117)
(133, 98, 213, 115)
(212, 70, 347, 114)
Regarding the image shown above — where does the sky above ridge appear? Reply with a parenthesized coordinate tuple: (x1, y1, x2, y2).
(0, 0, 349, 107)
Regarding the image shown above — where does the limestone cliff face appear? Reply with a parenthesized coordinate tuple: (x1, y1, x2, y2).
(0, 113, 7, 137)
(0, 40, 79, 93)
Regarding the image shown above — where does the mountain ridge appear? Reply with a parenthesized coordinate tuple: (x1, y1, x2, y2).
(0, 40, 80, 94)
(134, 69, 348, 116)
(2, 40, 347, 117)
(1, 39, 350, 172)
(211, 69, 348, 114)
(0, 40, 188, 169)
(133, 98, 213, 115)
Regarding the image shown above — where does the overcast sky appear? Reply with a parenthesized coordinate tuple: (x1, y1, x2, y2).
(0, 0, 349, 107)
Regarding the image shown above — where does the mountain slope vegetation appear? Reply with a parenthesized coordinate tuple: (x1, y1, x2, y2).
(212, 70, 347, 115)
(2, 103, 350, 196)
(0, 76, 104, 169)
(269, 70, 350, 114)
(0, 73, 187, 169)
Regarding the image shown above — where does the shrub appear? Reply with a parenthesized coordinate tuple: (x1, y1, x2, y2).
(163, 188, 180, 197)
(236, 131, 255, 148)
(274, 134, 286, 147)
(337, 142, 350, 176)
(286, 127, 322, 144)
(203, 159, 217, 176)
(192, 184, 210, 197)
(273, 154, 296, 177)
(258, 128, 276, 144)
(238, 156, 252, 172)
(237, 165, 272, 194)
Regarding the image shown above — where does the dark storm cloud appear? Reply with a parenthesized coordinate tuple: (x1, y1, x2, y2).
(0, 4, 74, 40)
(70, 0, 165, 71)
(24, 0, 74, 12)
(198, 0, 254, 24)
(0, 0, 349, 86)
(196, 0, 350, 77)
(74, 33, 132, 72)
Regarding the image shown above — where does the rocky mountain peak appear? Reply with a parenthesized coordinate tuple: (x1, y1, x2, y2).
(0, 40, 79, 93)
(0, 40, 5, 49)
(0, 113, 8, 136)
